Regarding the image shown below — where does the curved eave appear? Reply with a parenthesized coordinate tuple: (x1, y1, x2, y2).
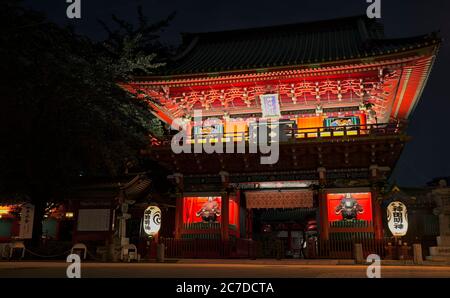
(117, 82, 175, 125)
(389, 44, 440, 120)
(120, 43, 440, 123)
(132, 42, 440, 86)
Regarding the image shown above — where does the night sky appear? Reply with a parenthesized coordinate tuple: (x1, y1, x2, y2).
(22, 0, 450, 187)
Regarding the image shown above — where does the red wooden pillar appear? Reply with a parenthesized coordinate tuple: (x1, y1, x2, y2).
(235, 189, 240, 238)
(72, 200, 80, 244)
(221, 192, 229, 241)
(317, 167, 329, 240)
(246, 209, 253, 239)
(369, 165, 384, 240)
(108, 199, 115, 242)
(174, 192, 184, 239)
(287, 225, 292, 251)
(371, 188, 384, 240)
(318, 190, 329, 240)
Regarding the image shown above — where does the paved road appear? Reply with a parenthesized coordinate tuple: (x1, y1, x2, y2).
(1, 261, 450, 278)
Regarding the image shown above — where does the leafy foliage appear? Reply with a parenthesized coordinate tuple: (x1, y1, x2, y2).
(0, 1, 170, 200)
(98, 6, 175, 79)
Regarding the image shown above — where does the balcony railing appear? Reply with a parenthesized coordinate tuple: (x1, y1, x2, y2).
(154, 122, 406, 146)
(284, 122, 405, 140)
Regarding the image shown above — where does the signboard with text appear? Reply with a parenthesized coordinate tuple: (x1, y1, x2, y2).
(387, 201, 408, 237)
(143, 205, 161, 236)
(19, 203, 34, 239)
(260, 94, 281, 118)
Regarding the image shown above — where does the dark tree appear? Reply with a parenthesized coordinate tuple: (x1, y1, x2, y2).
(98, 6, 176, 79)
(0, 1, 172, 245)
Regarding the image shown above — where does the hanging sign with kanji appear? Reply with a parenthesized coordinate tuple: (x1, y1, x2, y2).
(143, 205, 161, 237)
(387, 201, 408, 237)
(19, 203, 35, 239)
(260, 94, 281, 118)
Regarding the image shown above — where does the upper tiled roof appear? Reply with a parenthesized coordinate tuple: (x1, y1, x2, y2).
(157, 15, 439, 75)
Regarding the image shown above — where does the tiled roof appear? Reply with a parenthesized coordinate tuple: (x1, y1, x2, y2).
(158, 15, 439, 75)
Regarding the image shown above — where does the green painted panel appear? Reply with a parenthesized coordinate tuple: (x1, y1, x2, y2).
(42, 218, 58, 238)
(0, 220, 12, 237)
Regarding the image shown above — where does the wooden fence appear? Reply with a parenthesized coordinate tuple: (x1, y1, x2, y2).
(160, 238, 262, 258)
(159, 238, 394, 259)
(308, 239, 387, 259)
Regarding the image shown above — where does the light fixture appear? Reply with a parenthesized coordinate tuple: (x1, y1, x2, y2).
(315, 104, 323, 115)
(292, 96, 297, 104)
(143, 205, 161, 237)
(359, 102, 367, 111)
(0, 206, 11, 216)
(337, 80, 342, 101)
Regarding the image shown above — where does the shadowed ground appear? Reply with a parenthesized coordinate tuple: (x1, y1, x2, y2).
(1, 260, 450, 278)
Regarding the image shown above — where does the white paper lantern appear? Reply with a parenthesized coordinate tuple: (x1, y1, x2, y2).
(387, 201, 408, 237)
(143, 205, 161, 236)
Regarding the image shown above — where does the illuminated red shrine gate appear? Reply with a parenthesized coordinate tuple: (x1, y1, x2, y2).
(121, 16, 440, 258)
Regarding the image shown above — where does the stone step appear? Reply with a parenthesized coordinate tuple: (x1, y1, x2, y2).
(426, 255, 450, 262)
(429, 246, 450, 256)
(437, 236, 450, 247)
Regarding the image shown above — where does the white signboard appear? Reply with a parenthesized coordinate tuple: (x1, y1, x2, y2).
(143, 205, 161, 236)
(260, 94, 281, 118)
(19, 203, 35, 239)
(387, 201, 408, 237)
(77, 209, 110, 231)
